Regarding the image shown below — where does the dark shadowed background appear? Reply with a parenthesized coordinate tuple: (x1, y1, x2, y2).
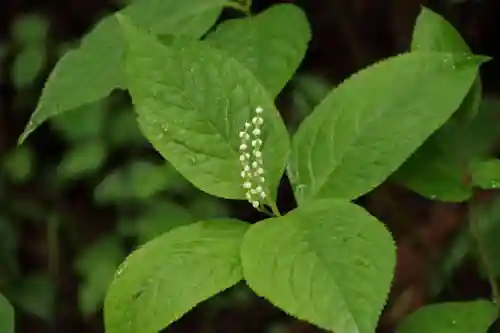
(1, 0, 500, 332)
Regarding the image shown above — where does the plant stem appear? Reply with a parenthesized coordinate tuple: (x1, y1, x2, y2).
(267, 199, 282, 217)
(470, 204, 500, 314)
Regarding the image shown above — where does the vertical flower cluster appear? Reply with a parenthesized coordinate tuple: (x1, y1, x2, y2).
(239, 106, 266, 208)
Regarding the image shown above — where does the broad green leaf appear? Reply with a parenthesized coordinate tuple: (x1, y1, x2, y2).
(206, 4, 310, 98)
(104, 219, 249, 333)
(57, 140, 107, 179)
(119, 16, 290, 200)
(288, 52, 485, 204)
(75, 236, 125, 317)
(241, 200, 396, 333)
(11, 14, 49, 45)
(19, 0, 229, 143)
(94, 161, 171, 203)
(472, 159, 500, 189)
(12, 45, 46, 89)
(397, 301, 497, 333)
(0, 293, 14, 333)
(395, 97, 500, 201)
(393, 7, 487, 201)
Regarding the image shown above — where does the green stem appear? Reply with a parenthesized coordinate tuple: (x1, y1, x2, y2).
(470, 204, 500, 314)
(267, 199, 282, 217)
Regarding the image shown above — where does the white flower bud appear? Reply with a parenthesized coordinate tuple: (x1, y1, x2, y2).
(252, 161, 259, 168)
(257, 168, 264, 175)
(254, 150, 262, 158)
(239, 144, 247, 151)
(252, 128, 261, 136)
(243, 181, 251, 189)
(252, 201, 259, 208)
(256, 106, 263, 114)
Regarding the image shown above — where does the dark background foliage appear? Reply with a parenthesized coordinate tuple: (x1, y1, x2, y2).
(1, 0, 500, 332)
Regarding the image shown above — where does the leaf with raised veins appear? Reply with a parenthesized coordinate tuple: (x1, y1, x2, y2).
(397, 301, 497, 333)
(104, 219, 249, 333)
(394, 7, 487, 201)
(241, 200, 396, 333)
(206, 4, 310, 98)
(118, 16, 290, 200)
(288, 52, 485, 204)
(20, 0, 229, 143)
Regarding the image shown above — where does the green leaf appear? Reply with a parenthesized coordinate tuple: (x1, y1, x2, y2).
(472, 159, 500, 189)
(119, 16, 290, 200)
(104, 219, 249, 333)
(288, 52, 485, 204)
(75, 236, 125, 317)
(94, 161, 171, 203)
(11, 14, 49, 45)
(11, 45, 46, 89)
(395, 97, 500, 201)
(241, 200, 396, 333)
(19, 0, 229, 143)
(57, 140, 107, 179)
(206, 4, 310, 98)
(0, 293, 14, 333)
(412, 7, 471, 53)
(397, 301, 497, 333)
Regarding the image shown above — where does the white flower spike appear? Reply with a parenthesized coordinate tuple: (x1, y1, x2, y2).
(239, 106, 267, 209)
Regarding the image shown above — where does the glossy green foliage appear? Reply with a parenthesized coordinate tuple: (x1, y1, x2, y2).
(289, 52, 484, 204)
(104, 220, 249, 333)
(241, 200, 395, 333)
(118, 16, 289, 199)
(19, 0, 229, 143)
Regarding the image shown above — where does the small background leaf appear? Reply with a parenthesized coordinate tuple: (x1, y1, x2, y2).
(11, 45, 46, 89)
(94, 161, 172, 203)
(75, 236, 125, 317)
(11, 14, 49, 45)
(241, 200, 396, 333)
(397, 301, 497, 333)
(104, 219, 249, 333)
(57, 140, 107, 179)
